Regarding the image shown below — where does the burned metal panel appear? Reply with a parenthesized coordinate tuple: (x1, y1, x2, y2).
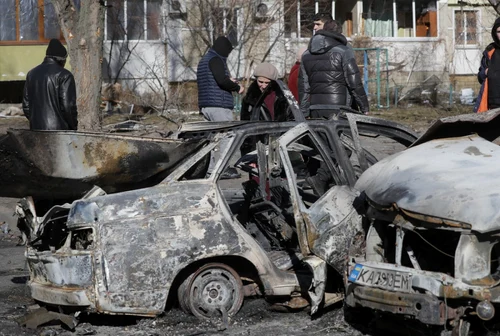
(412, 109, 500, 146)
(455, 234, 495, 283)
(346, 285, 443, 325)
(302, 256, 327, 314)
(0, 129, 203, 199)
(177, 116, 417, 151)
(26, 249, 93, 287)
(348, 260, 500, 301)
(68, 182, 205, 226)
(304, 186, 363, 273)
(92, 182, 249, 314)
(276, 124, 363, 263)
(356, 135, 500, 233)
(26, 248, 95, 308)
(29, 282, 93, 307)
(341, 113, 418, 151)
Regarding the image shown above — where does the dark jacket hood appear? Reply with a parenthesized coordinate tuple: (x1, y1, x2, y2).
(492, 18, 500, 48)
(212, 36, 233, 58)
(308, 30, 347, 55)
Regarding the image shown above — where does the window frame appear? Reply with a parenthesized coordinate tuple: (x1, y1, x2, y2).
(453, 8, 480, 49)
(0, 0, 67, 45)
(105, 0, 162, 42)
(362, 0, 439, 40)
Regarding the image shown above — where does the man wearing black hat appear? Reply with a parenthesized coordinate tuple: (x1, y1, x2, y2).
(197, 36, 244, 120)
(22, 39, 78, 130)
(197, 36, 243, 178)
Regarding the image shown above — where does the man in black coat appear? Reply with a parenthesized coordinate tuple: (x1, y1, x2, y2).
(22, 39, 78, 130)
(299, 20, 369, 118)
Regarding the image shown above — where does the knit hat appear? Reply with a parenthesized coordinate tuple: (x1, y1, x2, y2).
(296, 46, 307, 62)
(46, 39, 68, 58)
(253, 62, 279, 80)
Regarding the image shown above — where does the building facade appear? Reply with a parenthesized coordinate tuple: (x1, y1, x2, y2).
(0, 0, 497, 105)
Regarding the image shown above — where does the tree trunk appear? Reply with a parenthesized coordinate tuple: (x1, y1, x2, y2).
(51, 0, 105, 131)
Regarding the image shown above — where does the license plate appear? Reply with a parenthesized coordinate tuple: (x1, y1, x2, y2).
(348, 264, 412, 293)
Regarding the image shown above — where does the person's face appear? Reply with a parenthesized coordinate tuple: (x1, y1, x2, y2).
(257, 76, 271, 92)
(313, 20, 325, 32)
(496, 27, 500, 39)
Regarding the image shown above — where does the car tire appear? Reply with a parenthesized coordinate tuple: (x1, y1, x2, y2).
(187, 263, 244, 320)
(177, 273, 194, 314)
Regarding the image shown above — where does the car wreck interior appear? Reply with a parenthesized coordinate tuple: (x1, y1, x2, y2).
(212, 131, 340, 272)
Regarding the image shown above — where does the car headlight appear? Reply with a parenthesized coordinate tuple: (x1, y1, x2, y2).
(476, 300, 495, 320)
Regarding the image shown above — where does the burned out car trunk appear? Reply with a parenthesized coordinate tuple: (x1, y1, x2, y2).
(346, 110, 500, 333)
(0, 129, 204, 199)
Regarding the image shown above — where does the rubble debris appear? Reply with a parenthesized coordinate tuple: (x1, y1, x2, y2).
(0, 106, 23, 117)
(0, 222, 8, 234)
(16, 307, 78, 330)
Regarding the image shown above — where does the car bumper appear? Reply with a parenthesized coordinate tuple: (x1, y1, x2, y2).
(346, 261, 500, 325)
(30, 281, 94, 307)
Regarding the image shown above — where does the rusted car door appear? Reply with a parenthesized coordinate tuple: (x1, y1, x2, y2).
(275, 123, 363, 312)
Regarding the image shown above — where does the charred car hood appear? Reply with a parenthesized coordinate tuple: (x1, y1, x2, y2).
(355, 135, 500, 233)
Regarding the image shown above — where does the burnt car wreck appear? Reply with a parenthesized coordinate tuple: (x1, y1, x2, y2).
(10, 112, 416, 323)
(346, 109, 500, 335)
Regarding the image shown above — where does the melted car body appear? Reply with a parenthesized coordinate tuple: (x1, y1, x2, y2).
(346, 110, 500, 334)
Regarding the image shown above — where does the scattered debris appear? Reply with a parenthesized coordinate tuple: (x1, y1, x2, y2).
(16, 306, 77, 330)
(0, 222, 8, 234)
(0, 106, 23, 117)
(460, 88, 475, 105)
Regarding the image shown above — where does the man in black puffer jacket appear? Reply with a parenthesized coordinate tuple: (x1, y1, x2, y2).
(299, 20, 369, 118)
(22, 39, 78, 130)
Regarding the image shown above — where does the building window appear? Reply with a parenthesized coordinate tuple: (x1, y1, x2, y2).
(0, 0, 77, 43)
(106, 0, 161, 41)
(362, 0, 437, 38)
(455, 10, 477, 46)
(285, 0, 332, 39)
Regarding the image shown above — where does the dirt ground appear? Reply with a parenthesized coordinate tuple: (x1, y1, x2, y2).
(0, 105, 470, 336)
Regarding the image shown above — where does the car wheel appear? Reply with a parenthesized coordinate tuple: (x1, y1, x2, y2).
(187, 263, 244, 320)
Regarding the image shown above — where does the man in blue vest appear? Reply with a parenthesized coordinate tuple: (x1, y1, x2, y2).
(197, 36, 243, 119)
(197, 36, 244, 178)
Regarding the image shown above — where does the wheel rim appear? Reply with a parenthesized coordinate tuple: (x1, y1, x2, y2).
(188, 263, 244, 319)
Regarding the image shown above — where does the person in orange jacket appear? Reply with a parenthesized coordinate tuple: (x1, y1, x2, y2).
(475, 17, 500, 112)
(287, 46, 307, 101)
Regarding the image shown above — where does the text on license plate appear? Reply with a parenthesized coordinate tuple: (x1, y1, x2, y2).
(348, 264, 412, 293)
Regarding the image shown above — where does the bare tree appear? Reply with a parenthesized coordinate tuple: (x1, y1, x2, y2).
(50, 0, 105, 131)
(165, 0, 298, 87)
(488, 0, 500, 14)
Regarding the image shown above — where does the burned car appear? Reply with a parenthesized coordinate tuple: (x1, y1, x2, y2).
(15, 114, 416, 322)
(345, 110, 500, 335)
